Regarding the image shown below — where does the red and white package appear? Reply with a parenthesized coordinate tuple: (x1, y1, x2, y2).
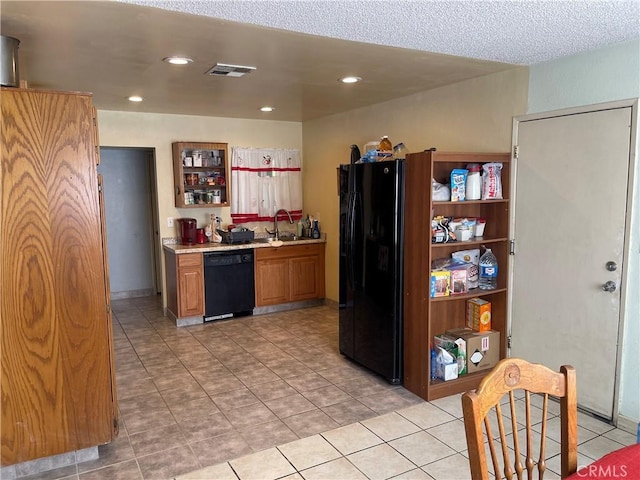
(482, 163, 503, 200)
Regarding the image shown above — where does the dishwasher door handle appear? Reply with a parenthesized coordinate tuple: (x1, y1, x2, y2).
(204, 251, 253, 267)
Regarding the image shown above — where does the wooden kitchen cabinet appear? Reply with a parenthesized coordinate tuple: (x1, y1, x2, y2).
(177, 253, 205, 317)
(403, 151, 511, 401)
(164, 251, 205, 320)
(255, 244, 325, 306)
(1, 88, 117, 466)
(172, 142, 229, 207)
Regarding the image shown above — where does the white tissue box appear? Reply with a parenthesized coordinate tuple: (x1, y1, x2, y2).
(440, 362, 458, 381)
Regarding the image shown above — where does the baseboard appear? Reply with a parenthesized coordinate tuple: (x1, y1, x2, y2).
(323, 298, 338, 309)
(253, 298, 324, 316)
(616, 414, 639, 435)
(0, 446, 98, 480)
(110, 288, 155, 300)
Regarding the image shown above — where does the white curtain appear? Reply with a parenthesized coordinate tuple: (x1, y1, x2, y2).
(231, 147, 302, 223)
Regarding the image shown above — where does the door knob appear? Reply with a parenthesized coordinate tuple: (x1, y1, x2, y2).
(602, 281, 617, 293)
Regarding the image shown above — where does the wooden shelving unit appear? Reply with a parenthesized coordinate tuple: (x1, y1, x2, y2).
(403, 151, 511, 401)
(172, 142, 229, 207)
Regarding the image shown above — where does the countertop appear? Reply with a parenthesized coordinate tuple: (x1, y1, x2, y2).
(163, 235, 326, 254)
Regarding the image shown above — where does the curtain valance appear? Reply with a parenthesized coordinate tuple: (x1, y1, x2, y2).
(230, 147, 302, 223)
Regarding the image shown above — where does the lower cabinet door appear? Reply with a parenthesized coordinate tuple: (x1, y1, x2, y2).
(178, 266, 204, 317)
(255, 258, 289, 306)
(289, 256, 321, 301)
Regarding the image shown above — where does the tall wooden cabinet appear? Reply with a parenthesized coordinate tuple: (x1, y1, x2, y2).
(1, 88, 118, 466)
(403, 151, 511, 401)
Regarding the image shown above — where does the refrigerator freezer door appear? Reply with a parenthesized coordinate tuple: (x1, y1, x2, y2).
(338, 161, 404, 384)
(339, 166, 354, 358)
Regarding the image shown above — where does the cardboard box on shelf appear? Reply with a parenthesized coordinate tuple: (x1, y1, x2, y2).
(467, 298, 492, 331)
(445, 328, 500, 374)
(450, 268, 468, 295)
(433, 334, 456, 352)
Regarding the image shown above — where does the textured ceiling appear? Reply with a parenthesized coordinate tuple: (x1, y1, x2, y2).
(1, 1, 638, 122)
(124, 0, 640, 65)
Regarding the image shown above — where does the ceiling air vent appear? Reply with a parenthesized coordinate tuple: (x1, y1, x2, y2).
(206, 63, 256, 77)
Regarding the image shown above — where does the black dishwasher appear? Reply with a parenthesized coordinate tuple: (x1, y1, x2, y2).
(204, 249, 255, 321)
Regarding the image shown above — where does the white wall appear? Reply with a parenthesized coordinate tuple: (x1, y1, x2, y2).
(528, 39, 640, 428)
(97, 111, 302, 305)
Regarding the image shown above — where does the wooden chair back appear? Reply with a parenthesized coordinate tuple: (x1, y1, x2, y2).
(462, 358, 577, 479)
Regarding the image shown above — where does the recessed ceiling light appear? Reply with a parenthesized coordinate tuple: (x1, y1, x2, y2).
(260, 106, 275, 112)
(163, 56, 193, 65)
(340, 76, 362, 84)
(128, 96, 143, 102)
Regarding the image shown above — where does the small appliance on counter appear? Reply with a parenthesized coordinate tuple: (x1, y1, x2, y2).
(216, 227, 254, 244)
(177, 218, 197, 245)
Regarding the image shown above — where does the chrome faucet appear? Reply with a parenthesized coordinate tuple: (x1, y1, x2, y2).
(266, 209, 293, 240)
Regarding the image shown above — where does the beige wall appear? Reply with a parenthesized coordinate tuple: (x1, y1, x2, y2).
(97, 111, 302, 305)
(302, 67, 529, 301)
(97, 67, 528, 307)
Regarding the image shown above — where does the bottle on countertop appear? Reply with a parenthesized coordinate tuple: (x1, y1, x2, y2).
(312, 220, 321, 239)
(303, 215, 312, 238)
(297, 218, 303, 237)
(378, 136, 392, 152)
(479, 247, 498, 290)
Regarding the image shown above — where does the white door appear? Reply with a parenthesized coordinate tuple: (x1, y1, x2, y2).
(510, 106, 632, 419)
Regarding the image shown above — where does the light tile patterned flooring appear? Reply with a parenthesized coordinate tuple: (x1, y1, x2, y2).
(11, 296, 636, 479)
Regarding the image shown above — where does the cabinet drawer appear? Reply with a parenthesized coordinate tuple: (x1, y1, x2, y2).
(178, 253, 202, 268)
(255, 243, 323, 260)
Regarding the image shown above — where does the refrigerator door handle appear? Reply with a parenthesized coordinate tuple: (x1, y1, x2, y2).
(346, 191, 357, 288)
(348, 191, 361, 288)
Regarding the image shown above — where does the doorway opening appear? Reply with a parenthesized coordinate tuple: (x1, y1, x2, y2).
(98, 147, 161, 299)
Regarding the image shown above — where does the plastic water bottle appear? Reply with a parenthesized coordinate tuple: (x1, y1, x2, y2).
(479, 248, 498, 290)
(430, 347, 437, 380)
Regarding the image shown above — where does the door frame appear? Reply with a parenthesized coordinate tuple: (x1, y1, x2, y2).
(146, 149, 162, 294)
(508, 98, 638, 425)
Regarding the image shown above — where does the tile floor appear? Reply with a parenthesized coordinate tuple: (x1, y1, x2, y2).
(7, 296, 636, 480)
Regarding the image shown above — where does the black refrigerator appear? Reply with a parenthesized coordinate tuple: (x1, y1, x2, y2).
(339, 160, 404, 384)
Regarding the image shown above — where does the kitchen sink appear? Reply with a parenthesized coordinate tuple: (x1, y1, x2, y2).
(253, 237, 277, 243)
(253, 235, 311, 244)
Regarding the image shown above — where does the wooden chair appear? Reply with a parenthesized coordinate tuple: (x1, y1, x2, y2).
(462, 358, 578, 479)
